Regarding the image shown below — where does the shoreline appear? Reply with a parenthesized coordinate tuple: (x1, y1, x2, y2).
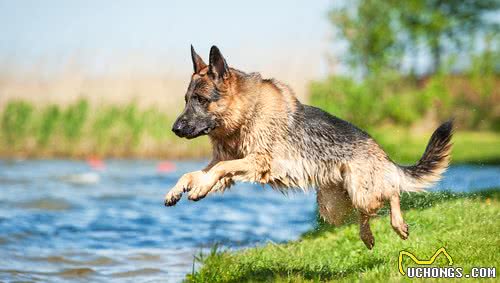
(0, 130, 498, 165)
(187, 189, 500, 282)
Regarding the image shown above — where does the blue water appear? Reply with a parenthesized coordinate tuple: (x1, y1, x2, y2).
(0, 160, 499, 282)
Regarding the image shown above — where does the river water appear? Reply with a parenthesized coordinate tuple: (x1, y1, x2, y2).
(0, 160, 498, 282)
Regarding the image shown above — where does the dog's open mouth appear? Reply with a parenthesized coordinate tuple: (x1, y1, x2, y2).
(186, 125, 215, 139)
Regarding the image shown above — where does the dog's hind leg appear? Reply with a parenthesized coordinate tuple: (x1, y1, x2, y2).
(341, 163, 385, 249)
(359, 213, 375, 249)
(389, 194, 409, 239)
(317, 185, 354, 226)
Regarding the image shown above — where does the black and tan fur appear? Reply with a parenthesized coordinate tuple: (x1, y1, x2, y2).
(165, 45, 453, 249)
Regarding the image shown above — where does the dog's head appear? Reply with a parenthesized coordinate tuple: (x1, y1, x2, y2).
(172, 45, 240, 139)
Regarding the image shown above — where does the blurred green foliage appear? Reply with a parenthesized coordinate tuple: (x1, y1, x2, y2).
(62, 99, 89, 141)
(310, 68, 499, 131)
(314, 0, 500, 131)
(0, 99, 497, 162)
(330, 0, 500, 74)
(36, 105, 60, 147)
(0, 99, 211, 158)
(1, 101, 33, 146)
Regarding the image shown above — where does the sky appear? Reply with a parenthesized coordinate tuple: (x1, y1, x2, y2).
(0, 0, 335, 78)
(0, 1, 496, 79)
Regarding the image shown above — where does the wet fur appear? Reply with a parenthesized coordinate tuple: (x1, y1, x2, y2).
(165, 46, 453, 249)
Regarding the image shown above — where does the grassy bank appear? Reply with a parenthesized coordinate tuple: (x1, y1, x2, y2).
(309, 74, 499, 132)
(0, 99, 499, 162)
(188, 189, 500, 282)
(0, 99, 211, 159)
(372, 128, 500, 165)
(308, 72, 500, 165)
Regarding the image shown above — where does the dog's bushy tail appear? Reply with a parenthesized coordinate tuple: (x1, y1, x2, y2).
(398, 120, 454, 192)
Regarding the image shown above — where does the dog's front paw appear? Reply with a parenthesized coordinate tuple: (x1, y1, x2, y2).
(187, 171, 218, 201)
(164, 171, 200, 206)
(164, 190, 182, 206)
(187, 184, 212, 201)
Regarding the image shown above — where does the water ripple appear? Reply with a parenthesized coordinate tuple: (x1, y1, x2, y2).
(0, 160, 498, 282)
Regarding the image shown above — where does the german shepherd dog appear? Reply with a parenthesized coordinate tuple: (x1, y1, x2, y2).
(165, 45, 453, 249)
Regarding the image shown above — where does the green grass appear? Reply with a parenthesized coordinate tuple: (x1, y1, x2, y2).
(187, 189, 500, 282)
(309, 74, 499, 131)
(0, 99, 499, 161)
(371, 128, 500, 165)
(0, 99, 212, 158)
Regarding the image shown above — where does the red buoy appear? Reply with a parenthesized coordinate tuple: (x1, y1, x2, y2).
(87, 156, 105, 171)
(157, 161, 176, 173)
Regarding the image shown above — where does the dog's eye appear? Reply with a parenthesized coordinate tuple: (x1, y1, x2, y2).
(195, 95, 209, 105)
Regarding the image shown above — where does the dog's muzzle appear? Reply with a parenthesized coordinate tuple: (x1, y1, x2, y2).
(172, 120, 215, 139)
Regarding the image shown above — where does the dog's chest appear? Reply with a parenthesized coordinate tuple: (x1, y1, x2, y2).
(212, 137, 247, 160)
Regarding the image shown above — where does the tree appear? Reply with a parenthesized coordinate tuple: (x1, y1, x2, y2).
(329, 0, 402, 76)
(329, 0, 500, 75)
(397, 0, 500, 73)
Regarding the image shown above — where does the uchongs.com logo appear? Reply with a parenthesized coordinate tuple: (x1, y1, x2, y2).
(398, 247, 496, 279)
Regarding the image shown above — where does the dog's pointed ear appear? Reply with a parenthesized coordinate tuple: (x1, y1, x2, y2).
(191, 45, 207, 73)
(209, 45, 229, 80)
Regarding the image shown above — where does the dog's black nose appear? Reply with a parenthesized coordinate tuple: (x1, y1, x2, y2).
(172, 124, 183, 135)
(172, 119, 188, 136)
